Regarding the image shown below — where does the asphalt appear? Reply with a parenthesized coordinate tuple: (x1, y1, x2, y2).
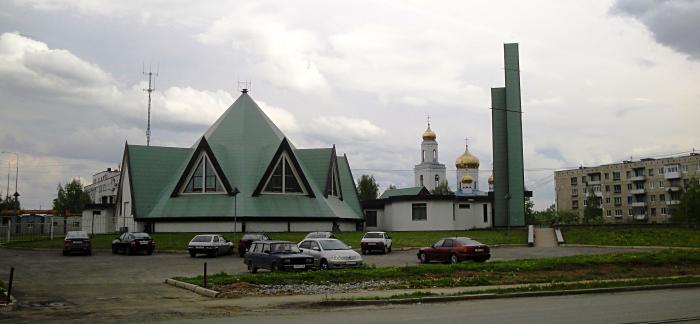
(0, 245, 666, 323)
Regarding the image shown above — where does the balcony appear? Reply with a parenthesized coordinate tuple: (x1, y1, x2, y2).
(628, 175, 646, 181)
(630, 201, 647, 207)
(634, 214, 647, 221)
(587, 180, 601, 185)
(629, 188, 646, 194)
(668, 200, 680, 205)
(667, 186, 681, 192)
(665, 171, 681, 179)
(614, 213, 623, 218)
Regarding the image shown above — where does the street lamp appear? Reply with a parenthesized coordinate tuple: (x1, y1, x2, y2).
(231, 187, 240, 244)
(1, 152, 18, 214)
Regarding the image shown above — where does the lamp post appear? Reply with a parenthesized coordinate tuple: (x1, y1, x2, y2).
(232, 187, 240, 244)
(1, 152, 18, 214)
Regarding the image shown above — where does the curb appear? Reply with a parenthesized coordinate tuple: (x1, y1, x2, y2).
(559, 244, 699, 250)
(0, 292, 17, 312)
(165, 278, 220, 298)
(318, 282, 700, 307)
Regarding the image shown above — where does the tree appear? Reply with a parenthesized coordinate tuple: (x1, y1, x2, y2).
(557, 209, 580, 225)
(583, 191, 603, 224)
(431, 181, 452, 195)
(53, 179, 91, 215)
(388, 184, 397, 190)
(524, 197, 535, 224)
(671, 177, 700, 225)
(356, 175, 379, 201)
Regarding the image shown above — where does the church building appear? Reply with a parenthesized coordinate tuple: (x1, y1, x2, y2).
(363, 124, 494, 231)
(114, 91, 363, 233)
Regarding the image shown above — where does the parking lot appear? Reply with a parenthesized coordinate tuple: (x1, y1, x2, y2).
(0, 245, 654, 322)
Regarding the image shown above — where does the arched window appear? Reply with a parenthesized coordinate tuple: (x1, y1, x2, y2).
(435, 174, 440, 187)
(419, 175, 424, 186)
(422, 150, 425, 162)
(433, 149, 436, 162)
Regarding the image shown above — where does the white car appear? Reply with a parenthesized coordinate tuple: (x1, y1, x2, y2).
(360, 231, 393, 254)
(188, 234, 233, 257)
(297, 238, 363, 269)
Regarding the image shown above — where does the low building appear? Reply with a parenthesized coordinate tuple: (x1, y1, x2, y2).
(554, 153, 700, 223)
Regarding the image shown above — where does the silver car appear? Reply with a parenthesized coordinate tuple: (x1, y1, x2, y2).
(188, 234, 233, 257)
(298, 238, 363, 269)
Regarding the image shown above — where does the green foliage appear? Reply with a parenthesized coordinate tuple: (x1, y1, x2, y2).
(671, 177, 700, 224)
(430, 181, 452, 195)
(0, 194, 20, 212)
(52, 179, 91, 215)
(387, 184, 397, 190)
(583, 191, 603, 224)
(524, 197, 535, 224)
(562, 227, 700, 247)
(356, 174, 379, 201)
(529, 204, 579, 225)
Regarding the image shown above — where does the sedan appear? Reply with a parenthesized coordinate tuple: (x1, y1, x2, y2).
(63, 231, 92, 256)
(244, 240, 314, 273)
(238, 233, 270, 257)
(188, 234, 233, 257)
(417, 237, 490, 264)
(112, 232, 155, 255)
(298, 238, 363, 269)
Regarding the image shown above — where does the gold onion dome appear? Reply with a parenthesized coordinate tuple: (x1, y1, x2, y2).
(455, 146, 480, 169)
(422, 126, 436, 141)
(461, 174, 474, 183)
(488, 174, 494, 184)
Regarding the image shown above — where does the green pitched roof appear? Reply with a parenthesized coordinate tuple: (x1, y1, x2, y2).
(379, 186, 429, 199)
(124, 93, 362, 221)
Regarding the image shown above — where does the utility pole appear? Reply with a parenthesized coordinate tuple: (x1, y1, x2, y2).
(1, 152, 18, 213)
(143, 64, 158, 146)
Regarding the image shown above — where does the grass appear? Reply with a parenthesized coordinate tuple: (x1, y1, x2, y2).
(175, 250, 700, 288)
(562, 227, 700, 248)
(5, 228, 526, 251)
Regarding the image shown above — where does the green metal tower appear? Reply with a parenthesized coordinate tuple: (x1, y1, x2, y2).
(491, 43, 525, 227)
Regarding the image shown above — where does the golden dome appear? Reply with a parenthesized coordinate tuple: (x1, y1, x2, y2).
(422, 126, 436, 141)
(455, 146, 479, 169)
(461, 174, 474, 183)
(488, 174, 494, 184)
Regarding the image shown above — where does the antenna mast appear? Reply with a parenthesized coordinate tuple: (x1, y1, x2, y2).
(143, 64, 159, 146)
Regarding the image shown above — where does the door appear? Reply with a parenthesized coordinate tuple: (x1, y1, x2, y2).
(428, 239, 444, 259)
(306, 241, 322, 266)
(438, 239, 454, 261)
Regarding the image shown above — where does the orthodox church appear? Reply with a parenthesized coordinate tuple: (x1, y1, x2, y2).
(363, 123, 494, 231)
(114, 91, 363, 233)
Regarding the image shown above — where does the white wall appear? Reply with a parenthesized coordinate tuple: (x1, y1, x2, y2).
(150, 220, 358, 233)
(116, 162, 137, 232)
(384, 200, 454, 231)
(289, 221, 332, 232)
(364, 209, 383, 231)
(154, 221, 239, 233)
(81, 208, 115, 234)
(454, 202, 491, 229)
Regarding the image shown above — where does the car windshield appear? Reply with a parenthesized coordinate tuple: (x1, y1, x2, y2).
(191, 235, 212, 243)
(133, 233, 151, 239)
(456, 238, 482, 246)
(307, 232, 332, 238)
(66, 231, 88, 239)
(270, 243, 301, 254)
(363, 233, 383, 239)
(319, 239, 349, 250)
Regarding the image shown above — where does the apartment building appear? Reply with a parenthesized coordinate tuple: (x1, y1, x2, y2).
(84, 168, 120, 204)
(554, 153, 700, 223)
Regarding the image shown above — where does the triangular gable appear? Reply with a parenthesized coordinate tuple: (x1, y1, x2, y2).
(324, 146, 343, 200)
(253, 138, 315, 197)
(171, 137, 234, 197)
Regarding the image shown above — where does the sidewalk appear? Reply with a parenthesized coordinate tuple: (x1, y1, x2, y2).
(534, 227, 558, 247)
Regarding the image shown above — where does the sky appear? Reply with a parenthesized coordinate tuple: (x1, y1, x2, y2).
(0, 0, 699, 210)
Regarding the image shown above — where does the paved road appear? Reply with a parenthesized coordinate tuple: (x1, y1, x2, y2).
(0, 245, 663, 323)
(182, 288, 700, 324)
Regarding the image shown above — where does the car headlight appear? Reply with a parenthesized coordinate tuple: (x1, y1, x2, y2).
(283, 259, 291, 263)
(332, 255, 341, 260)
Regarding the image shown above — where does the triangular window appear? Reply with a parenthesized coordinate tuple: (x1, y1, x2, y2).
(183, 155, 224, 194)
(329, 161, 341, 197)
(263, 153, 305, 194)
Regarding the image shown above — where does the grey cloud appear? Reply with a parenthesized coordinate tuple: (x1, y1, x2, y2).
(611, 0, 700, 60)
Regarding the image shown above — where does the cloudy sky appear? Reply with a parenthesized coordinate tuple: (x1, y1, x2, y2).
(0, 0, 699, 210)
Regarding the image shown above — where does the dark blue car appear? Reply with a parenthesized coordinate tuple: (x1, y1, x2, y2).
(244, 240, 314, 273)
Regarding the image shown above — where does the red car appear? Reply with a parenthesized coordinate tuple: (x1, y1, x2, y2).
(417, 237, 490, 264)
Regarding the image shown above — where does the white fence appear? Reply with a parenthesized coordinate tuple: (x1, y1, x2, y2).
(0, 218, 106, 243)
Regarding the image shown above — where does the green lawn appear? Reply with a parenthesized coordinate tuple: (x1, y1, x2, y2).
(176, 250, 700, 288)
(5, 229, 526, 251)
(561, 227, 700, 248)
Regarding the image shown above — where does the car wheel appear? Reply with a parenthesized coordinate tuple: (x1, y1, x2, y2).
(450, 254, 459, 264)
(189, 251, 196, 258)
(87, 250, 92, 256)
(112, 246, 118, 254)
(361, 249, 366, 255)
(62, 250, 68, 256)
(383, 246, 388, 254)
(419, 252, 428, 263)
(147, 250, 153, 255)
(248, 263, 258, 274)
(388, 245, 392, 253)
(271, 262, 279, 272)
(320, 259, 329, 270)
